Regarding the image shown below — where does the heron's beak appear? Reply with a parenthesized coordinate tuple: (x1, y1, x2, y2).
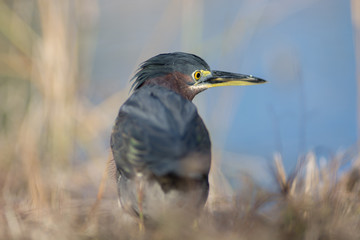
(204, 70, 267, 87)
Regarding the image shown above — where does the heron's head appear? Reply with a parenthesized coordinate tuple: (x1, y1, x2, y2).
(132, 52, 266, 101)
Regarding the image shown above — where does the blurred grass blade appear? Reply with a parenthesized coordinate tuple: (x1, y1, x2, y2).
(0, 1, 38, 57)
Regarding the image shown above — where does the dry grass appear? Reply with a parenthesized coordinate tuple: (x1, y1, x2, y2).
(2, 150, 360, 240)
(1, 1, 360, 239)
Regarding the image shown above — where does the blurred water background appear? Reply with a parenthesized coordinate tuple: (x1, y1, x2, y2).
(91, 0, 358, 186)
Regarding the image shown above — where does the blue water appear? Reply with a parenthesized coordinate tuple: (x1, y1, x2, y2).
(92, 0, 357, 176)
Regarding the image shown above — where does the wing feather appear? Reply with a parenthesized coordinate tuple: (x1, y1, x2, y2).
(110, 85, 211, 179)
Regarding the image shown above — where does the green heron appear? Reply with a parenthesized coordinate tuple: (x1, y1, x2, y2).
(111, 52, 266, 221)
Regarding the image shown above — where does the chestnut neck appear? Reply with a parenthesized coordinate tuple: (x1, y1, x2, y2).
(141, 72, 204, 101)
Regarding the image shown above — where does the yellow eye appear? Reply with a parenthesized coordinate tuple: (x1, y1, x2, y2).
(194, 71, 201, 81)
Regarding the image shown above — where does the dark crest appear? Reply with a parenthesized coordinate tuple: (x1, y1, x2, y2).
(131, 52, 210, 90)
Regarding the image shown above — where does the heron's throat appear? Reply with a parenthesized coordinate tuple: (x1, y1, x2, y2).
(141, 72, 205, 101)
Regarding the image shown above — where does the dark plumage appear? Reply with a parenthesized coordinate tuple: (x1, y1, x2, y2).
(111, 85, 210, 219)
(111, 52, 266, 221)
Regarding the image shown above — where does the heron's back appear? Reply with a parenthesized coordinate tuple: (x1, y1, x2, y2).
(111, 85, 211, 218)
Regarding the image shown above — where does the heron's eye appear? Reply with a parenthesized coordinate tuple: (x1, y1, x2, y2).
(194, 71, 201, 81)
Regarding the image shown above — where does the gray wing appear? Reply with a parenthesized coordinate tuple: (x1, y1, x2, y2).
(110, 85, 211, 179)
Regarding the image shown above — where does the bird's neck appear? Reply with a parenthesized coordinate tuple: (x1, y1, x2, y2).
(142, 72, 204, 101)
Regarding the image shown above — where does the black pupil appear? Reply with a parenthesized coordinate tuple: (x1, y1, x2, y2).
(196, 72, 200, 79)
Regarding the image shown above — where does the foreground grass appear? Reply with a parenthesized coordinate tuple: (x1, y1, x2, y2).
(1, 152, 360, 240)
